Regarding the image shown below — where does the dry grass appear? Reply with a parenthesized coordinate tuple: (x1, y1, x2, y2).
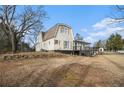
(0, 52, 124, 87)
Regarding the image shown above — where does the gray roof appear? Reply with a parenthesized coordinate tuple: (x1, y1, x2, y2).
(42, 23, 71, 41)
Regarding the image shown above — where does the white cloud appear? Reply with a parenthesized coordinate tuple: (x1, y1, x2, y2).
(89, 31, 106, 37)
(84, 36, 97, 43)
(83, 18, 124, 44)
(92, 18, 116, 30)
(106, 27, 123, 34)
(80, 28, 88, 32)
(77, 17, 124, 46)
(90, 27, 124, 38)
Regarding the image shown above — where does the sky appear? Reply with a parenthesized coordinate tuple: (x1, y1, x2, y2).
(43, 5, 124, 45)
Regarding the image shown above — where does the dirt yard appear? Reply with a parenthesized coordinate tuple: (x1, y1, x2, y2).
(0, 52, 124, 87)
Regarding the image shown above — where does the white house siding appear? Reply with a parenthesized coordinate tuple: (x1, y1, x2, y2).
(54, 26, 74, 50)
(42, 38, 54, 51)
(36, 33, 43, 51)
(35, 24, 74, 51)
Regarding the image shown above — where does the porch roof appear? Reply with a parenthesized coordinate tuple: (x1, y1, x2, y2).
(73, 40, 91, 45)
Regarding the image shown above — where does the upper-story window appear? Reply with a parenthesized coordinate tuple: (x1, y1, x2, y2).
(61, 27, 64, 33)
(61, 26, 69, 33)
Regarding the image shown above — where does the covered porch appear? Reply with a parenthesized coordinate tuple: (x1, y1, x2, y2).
(73, 40, 91, 51)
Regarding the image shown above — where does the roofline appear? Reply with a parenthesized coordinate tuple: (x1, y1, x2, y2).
(57, 23, 72, 29)
(42, 23, 72, 41)
(44, 23, 72, 33)
(73, 40, 91, 44)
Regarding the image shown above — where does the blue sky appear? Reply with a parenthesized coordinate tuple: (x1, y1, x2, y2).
(44, 5, 111, 29)
(43, 5, 124, 44)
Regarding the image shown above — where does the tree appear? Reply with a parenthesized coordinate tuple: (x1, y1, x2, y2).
(0, 5, 46, 53)
(94, 40, 102, 48)
(94, 40, 106, 48)
(0, 24, 11, 52)
(123, 39, 124, 50)
(74, 33, 83, 41)
(106, 34, 114, 51)
(106, 33, 123, 51)
(28, 31, 40, 51)
(114, 34, 123, 50)
(19, 41, 32, 52)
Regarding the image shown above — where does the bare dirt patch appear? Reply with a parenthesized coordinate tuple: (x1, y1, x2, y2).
(0, 53, 124, 87)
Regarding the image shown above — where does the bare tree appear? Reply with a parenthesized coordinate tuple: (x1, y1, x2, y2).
(0, 5, 46, 53)
(28, 31, 40, 50)
(74, 33, 83, 41)
(110, 6, 124, 23)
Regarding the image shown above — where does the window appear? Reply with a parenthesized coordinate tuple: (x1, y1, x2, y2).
(64, 27, 68, 33)
(55, 40, 58, 44)
(61, 26, 69, 33)
(64, 41, 69, 49)
(61, 27, 64, 33)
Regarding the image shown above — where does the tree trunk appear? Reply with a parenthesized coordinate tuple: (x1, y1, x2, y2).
(11, 32, 17, 53)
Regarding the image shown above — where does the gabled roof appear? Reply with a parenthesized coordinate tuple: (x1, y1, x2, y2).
(43, 24, 58, 41)
(42, 23, 71, 41)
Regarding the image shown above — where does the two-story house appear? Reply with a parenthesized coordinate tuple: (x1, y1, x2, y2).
(36, 23, 74, 51)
